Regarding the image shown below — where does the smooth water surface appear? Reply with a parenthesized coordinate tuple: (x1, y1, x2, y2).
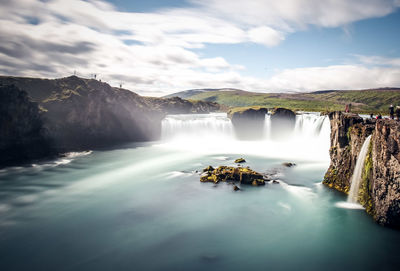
(1, 113, 400, 271)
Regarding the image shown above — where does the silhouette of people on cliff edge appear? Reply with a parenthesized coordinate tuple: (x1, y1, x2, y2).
(389, 104, 395, 119)
(345, 103, 352, 113)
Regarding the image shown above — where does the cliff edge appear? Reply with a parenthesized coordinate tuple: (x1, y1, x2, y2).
(323, 111, 400, 228)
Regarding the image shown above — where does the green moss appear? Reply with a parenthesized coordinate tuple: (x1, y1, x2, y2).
(358, 140, 374, 215)
(347, 126, 352, 142)
(322, 167, 350, 194)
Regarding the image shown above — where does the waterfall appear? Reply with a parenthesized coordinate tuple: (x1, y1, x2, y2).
(347, 135, 372, 203)
(160, 112, 330, 161)
(161, 113, 233, 141)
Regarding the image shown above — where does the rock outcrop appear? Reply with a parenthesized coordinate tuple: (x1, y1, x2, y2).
(270, 108, 296, 139)
(0, 76, 221, 167)
(200, 166, 266, 186)
(324, 111, 400, 228)
(227, 107, 268, 140)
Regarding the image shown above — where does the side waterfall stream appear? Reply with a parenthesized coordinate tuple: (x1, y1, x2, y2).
(348, 135, 372, 203)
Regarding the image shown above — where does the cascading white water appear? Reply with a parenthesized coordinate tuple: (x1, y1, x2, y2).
(347, 135, 372, 203)
(160, 112, 331, 162)
(162, 113, 233, 140)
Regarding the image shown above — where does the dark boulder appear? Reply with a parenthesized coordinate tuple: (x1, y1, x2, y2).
(282, 162, 296, 167)
(234, 158, 246, 163)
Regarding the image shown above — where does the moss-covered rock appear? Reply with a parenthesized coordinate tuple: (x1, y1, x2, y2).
(200, 166, 266, 186)
(234, 158, 246, 163)
(203, 165, 215, 172)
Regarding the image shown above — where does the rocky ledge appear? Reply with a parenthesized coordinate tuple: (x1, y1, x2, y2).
(323, 111, 400, 228)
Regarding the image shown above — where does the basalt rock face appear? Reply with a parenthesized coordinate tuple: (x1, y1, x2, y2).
(324, 111, 400, 228)
(0, 85, 53, 166)
(371, 120, 400, 227)
(228, 107, 268, 140)
(0, 76, 221, 166)
(323, 112, 369, 193)
(270, 108, 296, 139)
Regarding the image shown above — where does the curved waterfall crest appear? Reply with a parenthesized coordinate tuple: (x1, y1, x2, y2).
(347, 135, 372, 203)
(161, 112, 331, 161)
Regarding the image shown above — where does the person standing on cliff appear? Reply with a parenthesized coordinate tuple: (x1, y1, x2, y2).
(389, 104, 395, 119)
(396, 106, 400, 121)
(345, 104, 349, 113)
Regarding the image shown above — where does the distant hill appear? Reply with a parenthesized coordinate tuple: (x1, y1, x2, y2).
(164, 88, 245, 99)
(166, 87, 400, 113)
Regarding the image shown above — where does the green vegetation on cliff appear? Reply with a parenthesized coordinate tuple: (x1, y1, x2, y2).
(168, 88, 400, 113)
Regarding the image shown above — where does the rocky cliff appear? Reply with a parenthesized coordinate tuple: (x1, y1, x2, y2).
(0, 76, 221, 166)
(323, 111, 400, 228)
(371, 120, 400, 226)
(0, 85, 54, 166)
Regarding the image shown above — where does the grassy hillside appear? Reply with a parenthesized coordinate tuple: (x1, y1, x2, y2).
(183, 88, 400, 113)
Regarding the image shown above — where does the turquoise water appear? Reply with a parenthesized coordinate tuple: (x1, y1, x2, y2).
(1, 114, 400, 270)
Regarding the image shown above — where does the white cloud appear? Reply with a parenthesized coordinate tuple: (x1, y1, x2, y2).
(0, 0, 399, 96)
(265, 65, 400, 91)
(191, 0, 400, 28)
(248, 26, 285, 47)
(355, 55, 400, 67)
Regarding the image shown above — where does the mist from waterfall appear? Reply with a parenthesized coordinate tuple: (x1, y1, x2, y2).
(161, 112, 330, 162)
(347, 135, 372, 203)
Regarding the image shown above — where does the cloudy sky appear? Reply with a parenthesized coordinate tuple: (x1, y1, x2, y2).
(1, 0, 400, 96)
